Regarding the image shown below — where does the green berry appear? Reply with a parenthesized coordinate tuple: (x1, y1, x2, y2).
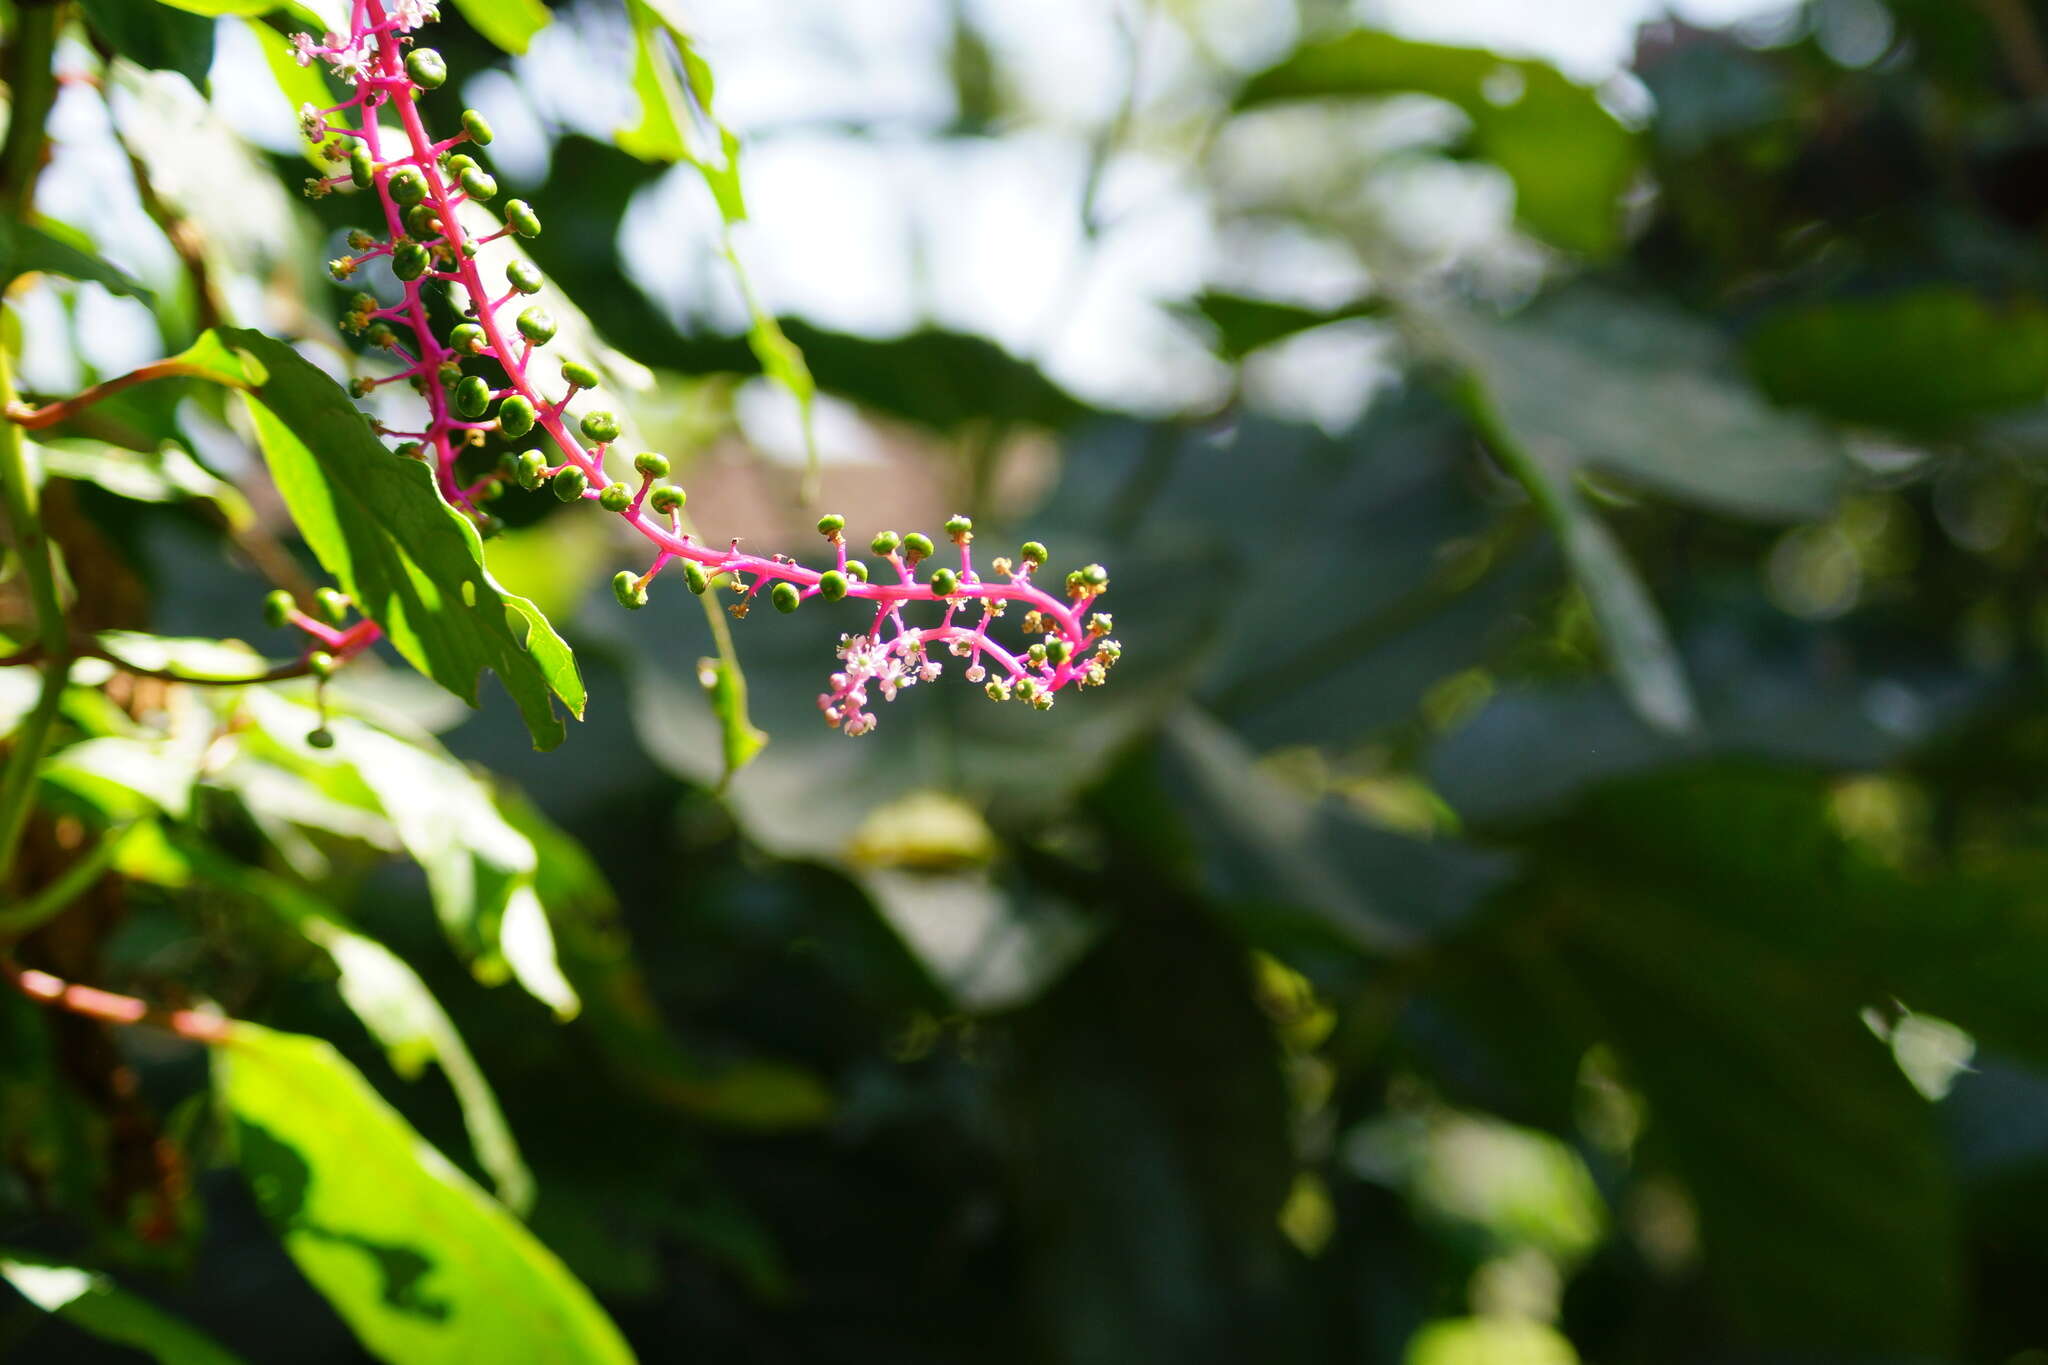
(817, 513, 845, 537)
(391, 241, 430, 280)
(770, 581, 802, 614)
(445, 153, 477, 179)
(315, 587, 351, 626)
(1020, 541, 1048, 566)
(633, 451, 669, 479)
(513, 450, 547, 490)
(944, 514, 973, 540)
(405, 47, 447, 88)
(459, 166, 498, 201)
(844, 559, 869, 582)
(453, 374, 492, 418)
(262, 589, 294, 629)
(404, 203, 442, 239)
(507, 259, 543, 295)
(901, 532, 934, 563)
(307, 650, 337, 680)
(612, 570, 649, 610)
(560, 358, 599, 390)
(684, 561, 710, 594)
(598, 482, 633, 512)
(551, 467, 589, 502)
(871, 530, 900, 556)
(462, 109, 494, 145)
(649, 484, 685, 514)
(1081, 563, 1109, 587)
(929, 567, 959, 596)
(819, 569, 849, 601)
(348, 143, 375, 189)
(364, 321, 396, 349)
(449, 322, 486, 355)
(516, 306, 556, 343)
(580, 410, 620, 444)
(497, 395, 536, 438)
(306, 727, 336, 750)
(506, 199, 542, 238)
(1046, 638, 1072, 665)
(387, 166, 427, 207)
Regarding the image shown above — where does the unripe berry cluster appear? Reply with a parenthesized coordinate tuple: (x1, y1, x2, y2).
(294, 0, 1119, 735)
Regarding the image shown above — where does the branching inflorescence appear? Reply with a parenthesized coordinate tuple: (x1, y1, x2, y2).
(289, 0, 1119, 736)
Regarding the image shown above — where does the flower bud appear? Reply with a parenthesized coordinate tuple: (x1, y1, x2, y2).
(308, 650, 337, 679)
(391, 241, 430, 280)
(871, 530, 900, 555)
(453, 374, 492, 418)
(580, 410, 620, 444)
(263, 589, 295, 629)
(649, 484, 685, 513)
(516, 306, 556, 343)
(348, 144, 375, 188)
(315, 587, 351, 626)
(405, 47, 447, 88)
(634, 451, 670, 479)
(387, 166, 428, 207)
(684, 561, 710, 594)
(598, 481, 633, 512)
(819, 569, 849, 601)
(901, 532, 934, 564)
(770, 580, 802, 614)
(929, 567, 959, 596)
(551, 467, 589, 502)
(817, 513, 845, 538)
(612, 570, 649, 610)
(307, 727, 336, 749)
(449, 322, 486, 355)
(944, 514, 973, 542)
(507, 259, 543, 294)
(560, 358, 599, 390)
(498, 395, 536, 437)
(462, 109, 494, 146)
(513, 450, 547, 490)
(506, 199, 542, 238)
(1019, 541, 1048, 566)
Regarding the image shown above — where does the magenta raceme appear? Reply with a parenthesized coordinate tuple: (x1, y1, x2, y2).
(291, 0, 1119, 736)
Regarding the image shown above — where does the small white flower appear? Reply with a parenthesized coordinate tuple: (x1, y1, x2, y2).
(965, 665, 985, 683)
(291, 32, 322, 66)
(917, 660, 942, 683)
(390, 0, 440, 30)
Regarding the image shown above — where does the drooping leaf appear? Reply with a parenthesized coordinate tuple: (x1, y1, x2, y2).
(213, 1024, 634, 1364)
(218, 328, 584, 749)
(0, 1256, 247, 1365)
(1237, 30, 1640, 256)
(0, 218, 154, 304)
(39, 439, 254, 529)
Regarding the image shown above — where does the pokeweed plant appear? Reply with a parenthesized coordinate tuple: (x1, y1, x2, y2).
(291, 0, 1122, 739)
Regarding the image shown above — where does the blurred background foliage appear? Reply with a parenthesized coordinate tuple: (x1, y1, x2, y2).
(8, 0, 2048, 1361)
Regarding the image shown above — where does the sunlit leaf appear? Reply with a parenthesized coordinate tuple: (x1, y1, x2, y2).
(449, 0, 549, 54)
(214, 1024, 634, 1364)
(220, 328, 584, 750)
(0, 218, 154, 304)
(0, 1255, 247, 1365)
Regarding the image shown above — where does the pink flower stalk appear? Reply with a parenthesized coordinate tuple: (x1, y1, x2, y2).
(290, 0, 1120, 735)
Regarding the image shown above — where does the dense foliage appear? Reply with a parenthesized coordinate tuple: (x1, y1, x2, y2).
(3, 0, 2047, 1361)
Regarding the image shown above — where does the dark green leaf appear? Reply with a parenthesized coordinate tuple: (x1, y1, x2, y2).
(0, 218, 154, 304)
(78, 0, 216, 88)
(1182, 290, 1386, 361)
(219, 328, 584, 749)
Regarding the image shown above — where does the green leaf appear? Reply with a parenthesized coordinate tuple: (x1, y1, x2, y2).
(0, 1255, 247, 1365)
(1237, 30, 1640, 256)
(213, 1024, 634, 1364)
(77, 0, 215, 88)
(38, 439, 254, 529)
(614, 0, 819, 494)
(1440, 284, 1847, 524)
(218, 328, 584, 749)
(1746, 287, 2048, 429)
(697, 652, 766, 783)
(1182, 290, 1386, 361)
(449, 0, 549, 54)
(0, 218, 154, 304)
(91, 631, 268, 681)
